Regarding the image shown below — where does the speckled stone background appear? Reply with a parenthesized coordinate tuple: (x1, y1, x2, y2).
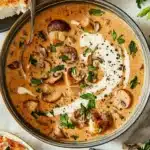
(0, 0, 150, 150)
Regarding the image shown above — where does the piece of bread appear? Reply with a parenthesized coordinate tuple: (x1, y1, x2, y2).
(0, 0, 29, 19)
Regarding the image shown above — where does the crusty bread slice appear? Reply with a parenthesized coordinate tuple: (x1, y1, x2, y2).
(0, 0, 29, 19)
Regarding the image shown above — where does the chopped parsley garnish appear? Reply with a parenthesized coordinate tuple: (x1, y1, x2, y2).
(60, 113, 75, 129)
(137, 6, 150, 19)
(111, 31, 125, 44)
(88, 99, 96, 109)
(49, 42, 64, 52)
(117, 35, 125, 44)
(130, 76, 138, 89)
(71, 135, 79, 140)
(87, 71, 96, 82)
(111, 30, 117, 41)
(71, 67, 77, 75)
(88, 65, 97, 71)
(83, 48, 92, 57)
(50, 65, 65, 72)
(80, 93, 97, 109)
(29, 55, 37, 66)
(80, 93, 97, 101)
(50, 44, 56, 52)
(80, 83, 88, 89)
(89, 8, 105, 16)
(31, 111, 47, 119)
(59, 55, 69, 61)
(128, 41, 138, 56)
(136, 0, 148, 9)
(30, 78, 43, 86)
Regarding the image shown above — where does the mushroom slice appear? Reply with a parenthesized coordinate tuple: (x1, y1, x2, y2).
(46, 72, 63, 84)
(93, 59, 101, 68)
(38, 45, 48, 58)
(41, 61, 51, 79)
(48, 20, 71, 32)
(115, 89, 132, 109)
(94, 21, 101, 32)
(53, 124, 67, 138)
(61, 46, 78, 64)
(41, 84, 62, 103)
(29, 60, 51, 80)
(70, 69, 85, 83)
(89, 109, 113, 134)
(7, 61, 20, 69)
(71, 108, 88, 128)
(84, 71, 97, 85)
(48, 31, 66, 43)
(90, 21, 101, 33)
(24, 100, 39, 112)
(48, 31, 59, 42)
(43, 91, 62, 103)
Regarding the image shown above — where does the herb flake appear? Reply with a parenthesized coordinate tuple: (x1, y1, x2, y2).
(31, 78, 43, 86)
(50, 65, 65, 72)
(111, 30, 117, 41)
(130, 76, 138, 89)
(80, 93, 97, 110)
(88, 65, 97, 71)
(80, 93, 97, 101)
(129, 41, 138, 56)
(87, 71, 96, 82)
(60, 113, 75, 129)
(71, 67, 77, 75)
(59, 55, 69, 61)
(83, 48, 92, 57)
(50, 44, 56, 52)
(117, 35, 125, 44)
(80, 83, 88, 89)
(29, 55, 37, 66)
(89, 8, 105, 16)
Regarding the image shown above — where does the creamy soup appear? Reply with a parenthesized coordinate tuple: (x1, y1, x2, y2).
(6, 3, 144, 142)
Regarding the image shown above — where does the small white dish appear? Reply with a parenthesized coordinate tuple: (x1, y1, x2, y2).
(0, 131, 34, 150)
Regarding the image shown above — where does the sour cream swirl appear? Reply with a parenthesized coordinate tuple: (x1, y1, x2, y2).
(47, 33, 129, 117)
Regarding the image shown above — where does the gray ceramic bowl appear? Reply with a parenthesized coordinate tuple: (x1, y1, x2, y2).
(0, 0, 150, 148)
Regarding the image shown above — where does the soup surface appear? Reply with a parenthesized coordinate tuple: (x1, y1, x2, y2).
(6, 3, 144, 142)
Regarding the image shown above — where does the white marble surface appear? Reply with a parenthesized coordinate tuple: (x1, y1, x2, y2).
(0, 0, 150, 150)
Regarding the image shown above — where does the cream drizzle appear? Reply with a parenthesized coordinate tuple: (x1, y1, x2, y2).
(17, 87, 35, 97)
(47, 33, 129, 117)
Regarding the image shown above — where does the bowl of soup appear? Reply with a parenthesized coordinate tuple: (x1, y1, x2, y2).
(0, 0, 150, 148)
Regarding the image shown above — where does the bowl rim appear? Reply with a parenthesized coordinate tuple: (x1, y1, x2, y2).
(0, 0, 150, 148)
